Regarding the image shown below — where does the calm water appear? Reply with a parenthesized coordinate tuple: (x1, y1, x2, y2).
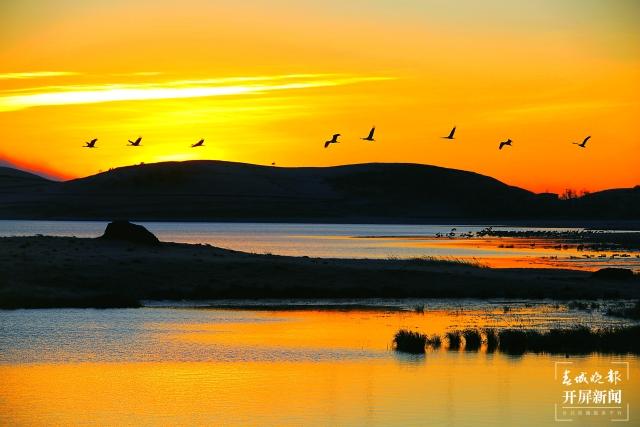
(0, 305, 638, 426)
(1, 220, 639, 270)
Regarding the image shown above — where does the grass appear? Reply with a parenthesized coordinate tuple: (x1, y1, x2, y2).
(413, 303, 425, 314)
(462, 329, 482, 351)
(393, 326, 640, 355)
(407, 256, 487, 268)
(498, 327, 640, 355)
(393, 329, 427, 354)
(606, 300, 640, 320)
(567, 300, 590, 310)
(427, 334, 441, 349)
(485, 329, 499, 352)
(446, 331, 462, 350)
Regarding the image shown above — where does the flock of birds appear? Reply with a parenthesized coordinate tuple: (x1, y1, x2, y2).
(82, 127, 592, 151)
(83, 137, 205, 149)
(323, 126, 591, 150)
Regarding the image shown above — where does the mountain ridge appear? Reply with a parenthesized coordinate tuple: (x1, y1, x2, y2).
(0, 160, 638, 221)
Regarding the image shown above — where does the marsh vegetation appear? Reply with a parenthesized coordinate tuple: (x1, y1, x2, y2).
(393, 326, 640, 355)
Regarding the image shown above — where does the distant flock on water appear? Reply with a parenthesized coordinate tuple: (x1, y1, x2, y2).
(82, 126, 592, 152)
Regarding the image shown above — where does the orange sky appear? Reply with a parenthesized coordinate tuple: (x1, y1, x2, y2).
(1, 0, 639, 193)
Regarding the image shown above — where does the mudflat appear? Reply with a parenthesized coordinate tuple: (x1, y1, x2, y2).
(1, 235, 638, 309)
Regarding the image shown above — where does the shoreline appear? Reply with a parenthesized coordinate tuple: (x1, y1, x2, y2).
(1, 217, 639, 230)
(1, 235, 639, 309)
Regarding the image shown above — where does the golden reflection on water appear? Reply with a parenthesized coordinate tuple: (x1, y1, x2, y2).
(169, 307, 569, 351)
(386, 236, 640, 271)
(0, 308, 638, 426)
(1, 356, 637, 426)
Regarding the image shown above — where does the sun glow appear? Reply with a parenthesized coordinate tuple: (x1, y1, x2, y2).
(0, 0, 638, 192)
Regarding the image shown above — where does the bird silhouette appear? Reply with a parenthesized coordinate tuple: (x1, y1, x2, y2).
(191, 139, 205, 148)
(324, 133, 341, 148)
(573, 136, 590, 148)
(361, 127, 375, 141)
(84, 138, 98, 148)
(128, 136, 142, 146)
(442, 126, 456, 139)
(499, 139, 513, 150)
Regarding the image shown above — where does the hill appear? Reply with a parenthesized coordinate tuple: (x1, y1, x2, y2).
(0, 166, 54, 189)
(0, 161, 637, 221)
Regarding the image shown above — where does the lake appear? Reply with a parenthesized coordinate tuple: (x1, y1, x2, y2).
(1, 304, 638, 426)
(1, 220, 639, 270)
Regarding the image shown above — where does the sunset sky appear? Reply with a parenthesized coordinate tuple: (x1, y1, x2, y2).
(1, 0, 638, 193)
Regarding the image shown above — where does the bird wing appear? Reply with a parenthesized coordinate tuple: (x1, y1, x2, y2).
(449, 127, 456, 138)
(324, 141, 331, 148)
(499, 142, 505, 150)
(332, 133, 340, 142)
(368, 127, 375, 139)
(583, 136, 591, 144)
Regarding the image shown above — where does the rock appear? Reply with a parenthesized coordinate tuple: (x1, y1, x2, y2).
(100, 221, 160, 245)
(591, 268, 635, 281)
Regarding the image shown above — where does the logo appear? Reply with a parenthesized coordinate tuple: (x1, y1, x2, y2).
(554, 361, 630, 422)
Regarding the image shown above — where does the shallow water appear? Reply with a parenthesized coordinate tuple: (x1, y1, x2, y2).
(0, 305, 638, 426)
(1, 220, 639, 270)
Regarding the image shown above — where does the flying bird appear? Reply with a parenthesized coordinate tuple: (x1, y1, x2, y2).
(191, 139, 205, 148)
(128, 136, 142, 146)
(573, 136, 590, 148)
(324, 133, 341, 148)
(84, 138, 98, 148)
(499, 139, 513, 150)
(442, 126, 456, 139)
(361, 127, 375, 142)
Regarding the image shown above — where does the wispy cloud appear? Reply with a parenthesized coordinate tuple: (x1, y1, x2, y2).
(110, 71, 163, 77)
(0, 71, 79, 80)
(0, 74, 393, 112)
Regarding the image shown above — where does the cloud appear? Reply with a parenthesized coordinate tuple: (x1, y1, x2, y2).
(0, 71, 79, 80)
(0, 74, 393, 112)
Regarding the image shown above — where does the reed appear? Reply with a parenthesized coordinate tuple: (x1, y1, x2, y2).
(427, 334, 441, 349)
(393, 329, 427, 354)
(446, 331, 462, 350)
(462, 329, 482, 351)
(392, 325, 640, 356)
(606, 300, 640, 320)
(413, 304, 425, 314)
(497, 326, 640, 355)
(484, 328, 499, 353)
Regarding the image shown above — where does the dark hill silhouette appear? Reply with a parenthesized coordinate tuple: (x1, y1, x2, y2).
(0, 166, 54, 189)
(570, 187, 640, 219)
(0, 161, 637, 221)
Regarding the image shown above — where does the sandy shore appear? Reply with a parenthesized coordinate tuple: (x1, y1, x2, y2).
(1, 236, 638, 308)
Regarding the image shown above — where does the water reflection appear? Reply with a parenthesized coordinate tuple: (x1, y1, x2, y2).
(1, 220, 638, 271)
(1, 304, 637, 364)
(0, 306, 638, 426)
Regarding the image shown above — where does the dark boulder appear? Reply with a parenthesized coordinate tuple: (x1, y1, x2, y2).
(591, 268, 635, 281)
(100, 221, 160, 245)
